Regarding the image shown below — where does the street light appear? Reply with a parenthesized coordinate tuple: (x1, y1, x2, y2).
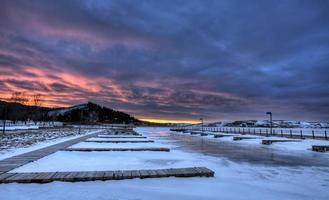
(266, 112, 272, 136)
(200, 118, 204, 133)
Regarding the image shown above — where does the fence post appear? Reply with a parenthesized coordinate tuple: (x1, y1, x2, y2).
(281, 129, 283, 137)
(312, 130, 315, 139)
(300, 130, 303, 138)
(254, 128, 256, 135)
(266, 129, 268, 137)
(242, 128, 245, 134)
(325, 131, 328, 140)
(290, 130, 292, 138)
(260, 129, 262, 135)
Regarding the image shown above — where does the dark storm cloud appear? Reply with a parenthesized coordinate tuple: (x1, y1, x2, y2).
(0, 0, 328, 121)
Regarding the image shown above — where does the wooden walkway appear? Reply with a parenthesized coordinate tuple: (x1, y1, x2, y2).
(85, 140, 154, 143)
(0, 167, 214, 184)
(262, 139, 301, 145)
(64, 147, 170, 152)
(312, 145, 329, 152)
(0, 131, 104, 175)
(233, 136, 261, 141)
(97, 135, 147, 139)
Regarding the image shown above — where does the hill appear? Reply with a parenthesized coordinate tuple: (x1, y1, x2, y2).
(0, 101, 141, 124)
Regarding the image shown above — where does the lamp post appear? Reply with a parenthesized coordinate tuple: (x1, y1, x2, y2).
(200, 118, 204, 133)
(266, 112, 272, 136)
(2, 105, 7, 134)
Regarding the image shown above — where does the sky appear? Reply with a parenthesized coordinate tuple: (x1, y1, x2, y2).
(0, 0, 329, 123)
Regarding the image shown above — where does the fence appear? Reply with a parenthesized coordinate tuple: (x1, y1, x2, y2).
(177, 126, 328, 140)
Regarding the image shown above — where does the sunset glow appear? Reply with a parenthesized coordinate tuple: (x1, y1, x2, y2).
(0, 0, 328, 121)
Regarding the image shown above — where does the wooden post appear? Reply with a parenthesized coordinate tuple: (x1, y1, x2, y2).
(325, 131, 328, 140)
(290, 130, 292, 138)
(266, 129, 268, 137)
(312, 130, 315, 139)
(300, 130, 303, 138)
(281, 129, 283, 137)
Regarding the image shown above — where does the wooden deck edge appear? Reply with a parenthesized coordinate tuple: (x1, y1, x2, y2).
(0, 167, 215, 184)
(63, 148, 170, 152)
(262, 139, 301, 145)
(97, 136, 147, 139)
(312, 145, 329, 152)
(85, 140, 155, 143)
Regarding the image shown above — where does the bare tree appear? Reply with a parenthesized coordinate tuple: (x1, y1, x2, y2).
(32, 94, 43, 107)
(10, 92, 29, 105)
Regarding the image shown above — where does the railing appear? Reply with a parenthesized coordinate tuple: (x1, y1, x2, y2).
(173, 126, 329, 140)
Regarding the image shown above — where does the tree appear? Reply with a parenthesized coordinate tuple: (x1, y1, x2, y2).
(9, 92, 29, 123)
(10, 92, 29, 105)
(31, 94, 43, 124)
(32, 94, 43, 107)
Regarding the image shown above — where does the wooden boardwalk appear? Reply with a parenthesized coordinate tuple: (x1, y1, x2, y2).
(64, 147, 170, 152)
(214, 134, 235, 138)
(97, 135, 147, 139)
(0, 167, 214, 184)
(262, 139, 301, 145)
(233, 136, 261, 141)
(85, 140, 154, 143)
(312, 145, 329, 152)
(0, 131, 104, 175)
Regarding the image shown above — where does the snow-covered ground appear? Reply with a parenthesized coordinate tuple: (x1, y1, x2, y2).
(2, 125, 39, 131)
(0, 127, 329, 200)
(0, 129, 102, 160)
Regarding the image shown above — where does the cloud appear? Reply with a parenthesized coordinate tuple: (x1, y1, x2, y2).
(0, 0, 328, 121)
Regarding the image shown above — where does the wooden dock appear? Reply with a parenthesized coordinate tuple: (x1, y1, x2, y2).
(64, 147, 170, 152)
(233, 136, 260, 141)
(0, 131, 104, 174)
(214, 134, 235, 138)
(85, 140, 154, 143)
(262, 139, 301, 145)
(0, 167, 215, 184)
(312, 145, 329, 152)
(97, 135, 147, 139)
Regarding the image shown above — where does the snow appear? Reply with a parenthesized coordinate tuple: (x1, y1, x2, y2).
(1, 127, 329, 200)
(2, 125, 39, 131)
(70, 141, 174, 149)
(11, 150, 208, 172)
(0, 130, 103, 160)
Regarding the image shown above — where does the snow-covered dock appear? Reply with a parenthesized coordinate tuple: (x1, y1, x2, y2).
(262, 139, 301, 145)
(64, 147, 170, 152)
(0, 167, 214, 184)
(85, 139, 154, 143)
(0, 130, 103, 174)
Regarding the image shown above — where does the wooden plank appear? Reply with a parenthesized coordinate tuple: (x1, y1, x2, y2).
(64, 147, 170, 152)
(262, 139, 301, 145)
(103, 171, 114, 180)
(0, 131, 104, 174)
(113, 170, 123, 180)
(233, 136, 260, 141)
(312, 145, 329, 152)
(97, 135, 147, 139)
(85, 140, 154, 143)
(0, 167, 215, 184)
